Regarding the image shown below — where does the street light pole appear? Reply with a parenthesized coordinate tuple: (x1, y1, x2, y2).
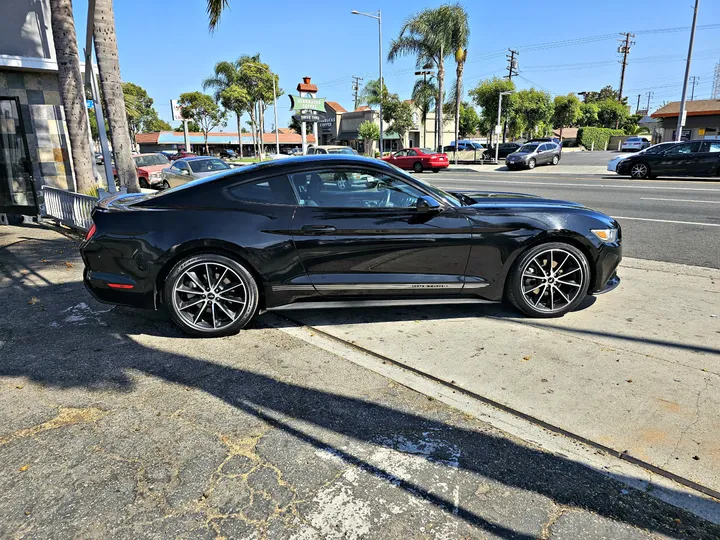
(352, 10, 383, 156)
(676, 0, 700, 141)
(249, 62, 280, 155)
(496, 91, 512, 164)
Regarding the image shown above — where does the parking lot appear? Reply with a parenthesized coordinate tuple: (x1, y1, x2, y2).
(1, 219, 719, 538)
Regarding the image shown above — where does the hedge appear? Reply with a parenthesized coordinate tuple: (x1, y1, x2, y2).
(577, 127, 624, 151)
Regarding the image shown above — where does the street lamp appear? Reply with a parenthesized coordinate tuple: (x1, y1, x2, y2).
(352, 9, 383, 156)
(495, 91, 512, 164)
(249, 63, 280, 156)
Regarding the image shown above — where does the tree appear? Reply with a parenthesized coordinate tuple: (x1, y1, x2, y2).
(203, 60, 250, 154)
(288, 116, 302, 134)
(49, 0, 95, 194)
(596, 98, 629, 129)
(513, 89, 553, 138)
(358, 120, 380, 156)
(458, 103, 479, 137)
(178, 92, 227, 154)
(469, 77, 515, 146)
(382, 95, 414, 140)
(411, 78, 437, 148)
(388, 4, 461, 150)
(552, 94, 582, 139)
(144, 117, 171, 132)
(173, 120, 200, 132)
(449, 4, 469, 163)
(93, 0, 138, 192)
(360, 79, 389, 108)
(579, 102, 599, 126)
(122, 82, 169, 139)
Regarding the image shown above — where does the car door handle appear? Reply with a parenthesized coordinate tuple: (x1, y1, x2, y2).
(300, 225, 337, 235)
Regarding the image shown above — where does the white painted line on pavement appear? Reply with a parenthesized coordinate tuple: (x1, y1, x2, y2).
(640, 197, 720, 204)
(614, 216, 720, 227)
(439, 178, 720, 192)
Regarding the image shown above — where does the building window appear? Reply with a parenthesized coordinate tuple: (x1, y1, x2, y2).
(0, 97, 37, 214)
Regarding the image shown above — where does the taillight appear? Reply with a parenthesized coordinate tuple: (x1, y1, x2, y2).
(85, 223, 96, 241)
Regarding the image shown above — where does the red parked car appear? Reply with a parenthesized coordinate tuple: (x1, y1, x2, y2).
(382, 147, 449, 173)
(169, 151, 197, 161)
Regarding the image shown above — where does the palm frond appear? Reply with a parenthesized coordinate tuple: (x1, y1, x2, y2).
(206, 0, 230, 31)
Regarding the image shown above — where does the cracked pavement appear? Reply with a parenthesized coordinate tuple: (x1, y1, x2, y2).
(1, 224, 720, 539)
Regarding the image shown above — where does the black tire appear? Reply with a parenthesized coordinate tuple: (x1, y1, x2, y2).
(527, 158, 536, 170)
(505, 242, 590, 318)
(551, 155, 559, 165)
(163, 253, 259, 337)
(630, 161, 650, 179)
(139, 177, 150, 189)
(161, 180, 171, 190)
(432, 169, 440, 173)
(413, 161, 423, 173)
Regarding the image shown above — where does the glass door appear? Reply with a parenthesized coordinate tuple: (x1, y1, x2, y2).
(0, 97, 38, 215)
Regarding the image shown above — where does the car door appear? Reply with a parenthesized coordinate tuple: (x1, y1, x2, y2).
(656, 141, 702, 176)
(289, 166, 473, 296)
(536, 144, 550, 164)
(405, 149, 419, 168)
(696, 141, 720, 175)
(165, 161, 185, 187)
(390, 149, 407, 168)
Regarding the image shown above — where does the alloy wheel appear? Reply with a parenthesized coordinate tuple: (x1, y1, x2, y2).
(520, 248, 585, 313)
(528, 159, 536, 169)
(172, 262, 247, 331)
(631, 163, 648, 179)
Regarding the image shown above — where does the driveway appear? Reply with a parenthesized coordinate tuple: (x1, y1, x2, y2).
(1, 224, 719, 539)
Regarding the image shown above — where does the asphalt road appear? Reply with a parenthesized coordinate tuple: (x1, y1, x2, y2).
(433, 171, 720, 269)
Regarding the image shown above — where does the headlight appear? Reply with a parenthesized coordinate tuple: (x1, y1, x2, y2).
(591, 228, 618, 243)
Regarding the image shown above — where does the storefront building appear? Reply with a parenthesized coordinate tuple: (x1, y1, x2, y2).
(651, 100, 720, 142)
(136, 130, 315, 155)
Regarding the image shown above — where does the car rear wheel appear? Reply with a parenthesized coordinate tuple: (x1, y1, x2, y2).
(161, 180, 170, 190)
(163, 254, 259, 337)
(527, 158, 536, 170)
(551, 155, 559, 165)
(413, 161, 424, 173)
(432, 169, 440, 173)
(506, 242, 590, 318)
(630, 162, 650, 179)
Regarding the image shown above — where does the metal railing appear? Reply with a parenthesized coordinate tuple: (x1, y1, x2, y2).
(42, 186, 98, 232)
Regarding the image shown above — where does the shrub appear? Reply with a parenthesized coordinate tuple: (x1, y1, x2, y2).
(577, 127, 624, 150)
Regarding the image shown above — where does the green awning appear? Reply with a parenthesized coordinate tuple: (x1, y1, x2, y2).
(383, 131, 401, 140)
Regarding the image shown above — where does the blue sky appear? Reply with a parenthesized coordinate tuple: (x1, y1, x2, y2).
(72, 0, 720, 132)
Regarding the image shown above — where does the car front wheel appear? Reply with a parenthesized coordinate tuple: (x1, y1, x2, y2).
(413, 161, 424, 173)
(527, 158, 536, 170)
(551, 155, 559, 165)
(164, 253, 259, 337)
(506, 242, 590, 318)
(630, 162, 650, 179)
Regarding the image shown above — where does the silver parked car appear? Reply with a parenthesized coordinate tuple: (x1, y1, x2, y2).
(505, 142, 561, 170)
(161, 157, 232, 189)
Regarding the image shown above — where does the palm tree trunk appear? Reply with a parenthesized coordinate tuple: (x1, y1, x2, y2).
(93, 0, 139, 192)
(454, 61, 464, 164)
(236, 113, 242, 156)
(436, 55, 445, 150)
(204, 130, 209, 155)
(258, 101, 264, 157)
(49, 0, 95, 193)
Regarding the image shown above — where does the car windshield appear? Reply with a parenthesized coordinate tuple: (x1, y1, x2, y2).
(188, 158, 231, 173)
(643, 143, 674, 154)
(134, 154, 169, 167)
(519, 144, 539, 153)
(627, 137, 641, 142)
(327, 148, 355, 154)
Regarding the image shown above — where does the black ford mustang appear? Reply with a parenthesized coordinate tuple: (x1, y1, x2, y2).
(81, 155, 621, 337)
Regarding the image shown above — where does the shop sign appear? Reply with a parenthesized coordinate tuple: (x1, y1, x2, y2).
(289, 95, 326, 112)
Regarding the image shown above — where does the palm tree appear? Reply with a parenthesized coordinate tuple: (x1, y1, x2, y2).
(360, 79, 388, 108)
(411, 78, 436, 149)
(48, 0, 95, 193)
(388, 5, 460, 150)
(93, 0, 139, 192)
(449, 5, 469, 163)
(203, 60, 249, 155)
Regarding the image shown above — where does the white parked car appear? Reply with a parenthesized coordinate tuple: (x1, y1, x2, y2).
(607, 141, 678, 172)
(621, 137, 651, 152)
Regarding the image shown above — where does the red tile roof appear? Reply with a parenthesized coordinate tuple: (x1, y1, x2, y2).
(355, 105, 371, 111)
(135, 132, 161, 144)
(651, 99, 720, 118)
(297, 76, 318, 94)
(326, 101, 347, 113)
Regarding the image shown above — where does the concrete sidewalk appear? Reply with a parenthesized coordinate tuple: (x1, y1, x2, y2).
(281, 258, 720, 503)
(1, 224, 720, 539)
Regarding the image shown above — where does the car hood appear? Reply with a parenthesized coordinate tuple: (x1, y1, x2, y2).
(456, 191, 586, 210)
(137, 164, 166, 174)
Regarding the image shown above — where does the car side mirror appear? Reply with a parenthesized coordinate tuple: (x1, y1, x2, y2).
(416, 195, 441, 212)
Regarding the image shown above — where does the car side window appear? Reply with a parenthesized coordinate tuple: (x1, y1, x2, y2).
(537, 144, 548, 152)
(701, 141, 720, 153)
(406, 149, 417, 157)
(395, 150, 407, 157)
(226, 175, 297, 205)
(290, 169, 426, 209)
(666, 143, 693, 155)
(175, 161, 189, 172)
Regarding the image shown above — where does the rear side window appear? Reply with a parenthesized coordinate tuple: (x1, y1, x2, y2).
(227, 175, 296, 205)
(701, 141, 720, 153)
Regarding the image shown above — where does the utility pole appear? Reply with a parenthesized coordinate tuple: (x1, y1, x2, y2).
(352, 76, 363, 110)
(636, 94, 641, 114)
(689, 76, 700, 100)
(502, 49, 518, 143)
(645, 91, 654, 112)
(712, 62, 720, 99)
(617, 32, 635, 103)
(676, 0, 700, 141)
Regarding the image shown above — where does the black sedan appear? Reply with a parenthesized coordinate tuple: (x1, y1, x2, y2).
(80, 155, 622, 337)
(616, 139, 720, 179)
